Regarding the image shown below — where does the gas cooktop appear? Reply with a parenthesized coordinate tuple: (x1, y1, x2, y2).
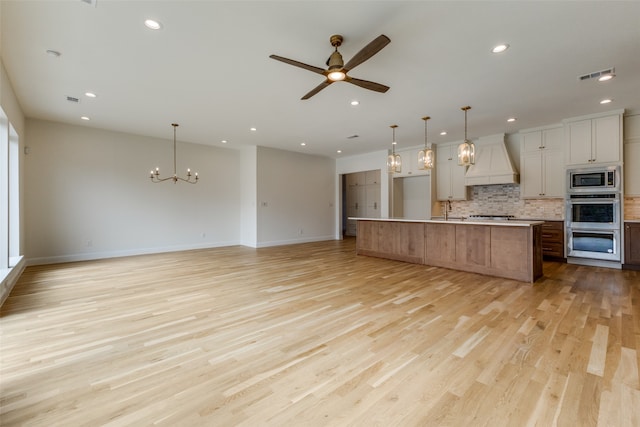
(468, 215, 516, 220)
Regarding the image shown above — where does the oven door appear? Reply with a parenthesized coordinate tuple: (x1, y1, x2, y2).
(566, 195, 619, 230)
(567, 228, 620, 261)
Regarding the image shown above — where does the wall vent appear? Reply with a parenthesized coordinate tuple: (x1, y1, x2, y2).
(66, 96, 80, 103)
(578, 67, 615, 81)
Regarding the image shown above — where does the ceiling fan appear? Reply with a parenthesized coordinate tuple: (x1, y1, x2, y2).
(269, 34, 391, 100)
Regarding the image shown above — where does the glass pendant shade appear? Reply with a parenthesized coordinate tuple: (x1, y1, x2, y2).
(457, 106, 475, 166)
(457, 140, 475, 166)
(418, 116, 434, 170)
(387, 125, 402, 173)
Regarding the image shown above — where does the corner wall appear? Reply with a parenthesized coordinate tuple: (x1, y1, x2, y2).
(24, 119, 242, 264)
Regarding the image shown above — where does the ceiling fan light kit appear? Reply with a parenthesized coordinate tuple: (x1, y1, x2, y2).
(269, 34, 391, 99)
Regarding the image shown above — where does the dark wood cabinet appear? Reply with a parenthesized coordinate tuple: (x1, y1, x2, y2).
(541, 221, 564, 260)
(624, 222, 640, 268)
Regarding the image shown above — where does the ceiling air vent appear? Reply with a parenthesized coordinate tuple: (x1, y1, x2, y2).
(66, 96, 80, 103)
(578, 67, 615, 81)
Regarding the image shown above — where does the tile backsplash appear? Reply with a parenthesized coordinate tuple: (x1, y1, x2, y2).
(624, 197, 640, 220)
(442, 184, 565, 220)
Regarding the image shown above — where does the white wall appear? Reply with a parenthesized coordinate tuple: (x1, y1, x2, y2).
(256, 146, 335, 247)
(24, 119, 241, 264)
(239, 146, 258, 247)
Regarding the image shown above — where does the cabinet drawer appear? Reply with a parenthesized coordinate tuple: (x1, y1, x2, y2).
(541, 228, 563, 243)
(541, 221, 564, 258)
(542, 242, 564, 258)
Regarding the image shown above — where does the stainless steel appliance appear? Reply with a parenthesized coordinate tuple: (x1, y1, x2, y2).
(566, 188, 621, 262)
(468, 215, 515, 221)
(567, 166, 620, 193)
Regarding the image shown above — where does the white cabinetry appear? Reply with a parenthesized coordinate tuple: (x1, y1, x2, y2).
(436, 141, 468, 201)
(520, 126, 565, 198)
(345, 170, 381, 236)
(624, 114, 640, 196)
(564, 112, 623, 166)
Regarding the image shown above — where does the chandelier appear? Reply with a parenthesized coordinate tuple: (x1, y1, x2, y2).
(417, 116, 434, 170)
(457, 106, 475, 166)
(386, 124, 402, 173)
(150, 123, 199, 184)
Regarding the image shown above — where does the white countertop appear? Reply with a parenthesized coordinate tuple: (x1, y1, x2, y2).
(625, 219, 640, 223)
(349, 217, 545, 227)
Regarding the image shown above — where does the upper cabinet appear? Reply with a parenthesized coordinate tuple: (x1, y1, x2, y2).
(564, 111, 623, 166)
(624, 114, 640, 196)
(520, 126, 564, 198)
(436, 142, 468, 201)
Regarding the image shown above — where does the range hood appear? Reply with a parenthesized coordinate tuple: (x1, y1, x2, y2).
(464, 133, 519, 185)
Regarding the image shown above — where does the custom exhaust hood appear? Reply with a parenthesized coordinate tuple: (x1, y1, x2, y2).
(464, 133, 519, 186)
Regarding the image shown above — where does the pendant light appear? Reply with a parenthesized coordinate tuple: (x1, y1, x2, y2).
(417, 116, 434, 170)
(457, 106, 475, 166)
(150, 123, 199, 184)
(386, 124, 402, 173)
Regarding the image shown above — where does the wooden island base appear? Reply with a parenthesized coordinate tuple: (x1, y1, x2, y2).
(356, 219, 543, 283)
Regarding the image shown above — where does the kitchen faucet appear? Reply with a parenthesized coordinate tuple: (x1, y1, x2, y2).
(444, 200, 452, 220)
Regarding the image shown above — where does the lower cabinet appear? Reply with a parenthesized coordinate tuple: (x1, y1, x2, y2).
(625, 222, 640, 267)
(356, 220, 543, 282)
(541, 221, 565, 259)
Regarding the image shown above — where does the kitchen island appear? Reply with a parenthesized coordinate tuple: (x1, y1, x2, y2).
(352, 218, 544, 283)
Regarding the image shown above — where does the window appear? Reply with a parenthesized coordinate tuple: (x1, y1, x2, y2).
(0, 106, 20, 273)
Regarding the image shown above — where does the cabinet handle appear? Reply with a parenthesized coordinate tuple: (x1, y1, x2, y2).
(448, 158, 452, 161)
(543, 247, 552, 251)
(538, 146, 544, 149)
(374, 202, 377, 209)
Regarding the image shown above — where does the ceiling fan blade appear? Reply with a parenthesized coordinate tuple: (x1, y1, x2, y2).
(269, 55, 325, 75)
(301, 80, 333, 100)
(345, 76, 390, 93)
(343, 35, 390, 72)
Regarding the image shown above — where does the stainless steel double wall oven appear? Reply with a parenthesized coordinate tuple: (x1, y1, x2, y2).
(565, 166, 621, 262)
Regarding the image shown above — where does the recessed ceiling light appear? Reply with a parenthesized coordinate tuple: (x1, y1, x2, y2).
(492, 44, 509, 53)
(600, 98, 613, 104)
(80, 116, 90, 121)
(440, 131, 447, 136)
(337, 150, 342, 153)
(250, 127, 257, 132)
(46, 49, 61, 57)
(300, 142, 306, 146)
(84, 92, 97, 98)
(507, 117, 517, 122)
(221, 140, 227, 144)
(350, 100, 360, 106)
(144, 19, 162, 30)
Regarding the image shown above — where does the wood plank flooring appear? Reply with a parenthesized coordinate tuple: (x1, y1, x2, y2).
(1, 238, 639, 426)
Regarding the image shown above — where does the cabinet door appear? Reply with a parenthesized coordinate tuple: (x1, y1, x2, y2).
(543, 127, 564, 151)
(450, 163, 468, 200)
(566, 119, 593, 165)
(625, 223, 640, 266)
(365, 169, 380, 185)
(593, 115, 621, 164)
(365, 184, 381, 218)
(542, 149, 565, 197)
(522, 131, 543, 153)
(521, 152, 543, 198)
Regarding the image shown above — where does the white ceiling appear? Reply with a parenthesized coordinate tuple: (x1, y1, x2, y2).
(2, 1, 640, 159)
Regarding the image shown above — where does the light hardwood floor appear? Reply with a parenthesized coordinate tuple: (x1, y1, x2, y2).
(1, 239, 639, 426)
